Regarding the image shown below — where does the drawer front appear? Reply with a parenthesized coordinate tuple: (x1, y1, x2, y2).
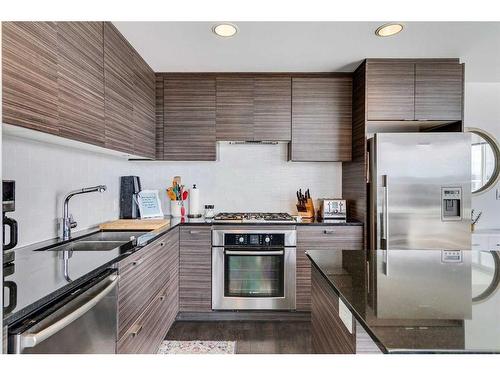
(488, 236, 500, 251)
(180, 227, 212, 312)
(117, 279, 177, 354)
(297, 225, 363, 251)
(117, 229, 178, 339)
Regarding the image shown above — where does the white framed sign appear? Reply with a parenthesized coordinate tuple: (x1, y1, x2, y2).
(136, 190, 164, 219)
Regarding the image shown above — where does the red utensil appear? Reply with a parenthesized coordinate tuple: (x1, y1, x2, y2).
(181, 206, 186, 217)
(182, 190, 188, 201)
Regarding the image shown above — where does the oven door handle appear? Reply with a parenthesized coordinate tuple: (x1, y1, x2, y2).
(224, 250, 284, 256)
(18, 274, 118, 351)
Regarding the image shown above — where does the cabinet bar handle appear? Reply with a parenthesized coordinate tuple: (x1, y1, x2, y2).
(132, 258, 143, 266)
(130, 325, 143, 338)
(323, 230, 336, 235)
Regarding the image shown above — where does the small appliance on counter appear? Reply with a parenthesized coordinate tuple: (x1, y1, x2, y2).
(119, 176, 141, 219)
(318, 198, 347, 223)
(204, 205, 215, 219)
(3, 180, 18, 265)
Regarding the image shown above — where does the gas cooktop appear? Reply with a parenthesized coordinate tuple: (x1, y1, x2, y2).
(213, 212, 295, 223)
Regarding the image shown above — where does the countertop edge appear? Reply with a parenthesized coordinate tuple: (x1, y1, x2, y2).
(306, 252, 389, 354)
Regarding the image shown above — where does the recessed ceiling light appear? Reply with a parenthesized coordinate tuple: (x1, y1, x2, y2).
(213, 23, 238, 38)
(375, 23, 404, 37)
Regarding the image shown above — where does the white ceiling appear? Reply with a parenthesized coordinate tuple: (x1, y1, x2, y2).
(113, 22, 500, 82)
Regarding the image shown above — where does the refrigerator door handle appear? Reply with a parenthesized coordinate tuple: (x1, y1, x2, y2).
(381, 174, 389, 275)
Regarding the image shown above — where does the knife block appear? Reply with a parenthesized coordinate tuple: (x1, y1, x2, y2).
(296, 198, 315, 219)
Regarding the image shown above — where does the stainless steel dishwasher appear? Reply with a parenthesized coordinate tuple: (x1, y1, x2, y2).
(8, 269, 118, 354)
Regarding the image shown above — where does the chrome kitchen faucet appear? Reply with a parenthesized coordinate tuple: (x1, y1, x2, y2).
(62, 185, 107, 240)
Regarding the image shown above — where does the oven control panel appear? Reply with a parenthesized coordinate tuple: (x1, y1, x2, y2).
(224, 233, 285, 247)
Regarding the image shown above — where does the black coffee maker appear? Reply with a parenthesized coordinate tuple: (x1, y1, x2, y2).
(3, 180, 18, 264)
(119, 176, 142, 219)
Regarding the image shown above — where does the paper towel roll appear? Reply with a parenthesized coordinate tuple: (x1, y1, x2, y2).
(189, 184, 200, 217)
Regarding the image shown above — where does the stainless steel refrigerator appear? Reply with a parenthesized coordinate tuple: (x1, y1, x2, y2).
(368, 132, 472, 319)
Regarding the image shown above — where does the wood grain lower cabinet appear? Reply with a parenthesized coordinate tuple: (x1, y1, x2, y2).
(297, 225, 363, 251)
(296, 225, 363, 311)
(117, 279, 177, 354)
(116, 227, 179, 353)
(163, 75, 217, 161)
(2, 22, 59, 134)
(179, 227, 212, 312)
(56, 22, 105, 146)
(311, 266, 356, 353)
(291, 77, 352, 161)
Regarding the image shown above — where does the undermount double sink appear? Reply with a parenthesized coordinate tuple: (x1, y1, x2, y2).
(44, 231, 148, 253)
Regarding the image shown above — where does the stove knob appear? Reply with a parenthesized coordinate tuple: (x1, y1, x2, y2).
(264, 236, 271, 244)
(238, 236, 245, 244)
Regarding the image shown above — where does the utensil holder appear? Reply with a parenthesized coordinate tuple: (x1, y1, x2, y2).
(170, 200, 183, 217)
(297, 198, 315, 219)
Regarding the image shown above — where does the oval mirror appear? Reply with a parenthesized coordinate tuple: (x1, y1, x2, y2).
(472, 251, 500, 303)
(467, 128, 500, 195)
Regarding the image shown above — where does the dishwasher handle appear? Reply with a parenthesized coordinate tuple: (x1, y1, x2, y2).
(19, 274, 119, 350)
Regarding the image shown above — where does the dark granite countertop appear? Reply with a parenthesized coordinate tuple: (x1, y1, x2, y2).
(307, 249, 500, 353)
(3, 215, 362, 325)
(3, 216, 208, 325)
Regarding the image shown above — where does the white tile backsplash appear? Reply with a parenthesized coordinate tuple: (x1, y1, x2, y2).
(2, 135, 341, 247)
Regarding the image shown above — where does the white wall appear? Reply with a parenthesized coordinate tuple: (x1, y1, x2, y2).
(465, 82, 500, 230)
(2, 135, 341, 247)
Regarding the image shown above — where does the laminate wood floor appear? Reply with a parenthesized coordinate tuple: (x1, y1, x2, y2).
(165, 321, 312, 354)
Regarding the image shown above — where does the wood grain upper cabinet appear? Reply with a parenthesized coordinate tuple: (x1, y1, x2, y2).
(163, 76, 217, 161)
(56, 22, 105, 146)
(2, 22, 59, 134)
(132, 54, 156, 159)
(366, 61, 415, 121)
(103, 22, 135, 154)
(415, 63, 463, 121)
(216, 76, 254, 141)
(254, 76, 292, 141)
(291, 77, 352, 162)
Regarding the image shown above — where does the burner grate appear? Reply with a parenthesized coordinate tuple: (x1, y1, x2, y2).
(214, 212, 294, 222)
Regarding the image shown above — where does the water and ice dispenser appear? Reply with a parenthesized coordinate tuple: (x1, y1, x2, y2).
(441, 187, 462, 221)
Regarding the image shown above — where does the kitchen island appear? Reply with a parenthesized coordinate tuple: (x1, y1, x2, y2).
(307, 249, 500, 353)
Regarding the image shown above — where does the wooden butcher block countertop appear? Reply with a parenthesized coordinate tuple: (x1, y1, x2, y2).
(99, 219, 170, 231)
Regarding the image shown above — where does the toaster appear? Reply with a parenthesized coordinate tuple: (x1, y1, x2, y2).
(319, 199, 346, 222)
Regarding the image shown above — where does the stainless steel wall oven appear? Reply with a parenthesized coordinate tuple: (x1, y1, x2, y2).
(212, 228, 296, 310)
